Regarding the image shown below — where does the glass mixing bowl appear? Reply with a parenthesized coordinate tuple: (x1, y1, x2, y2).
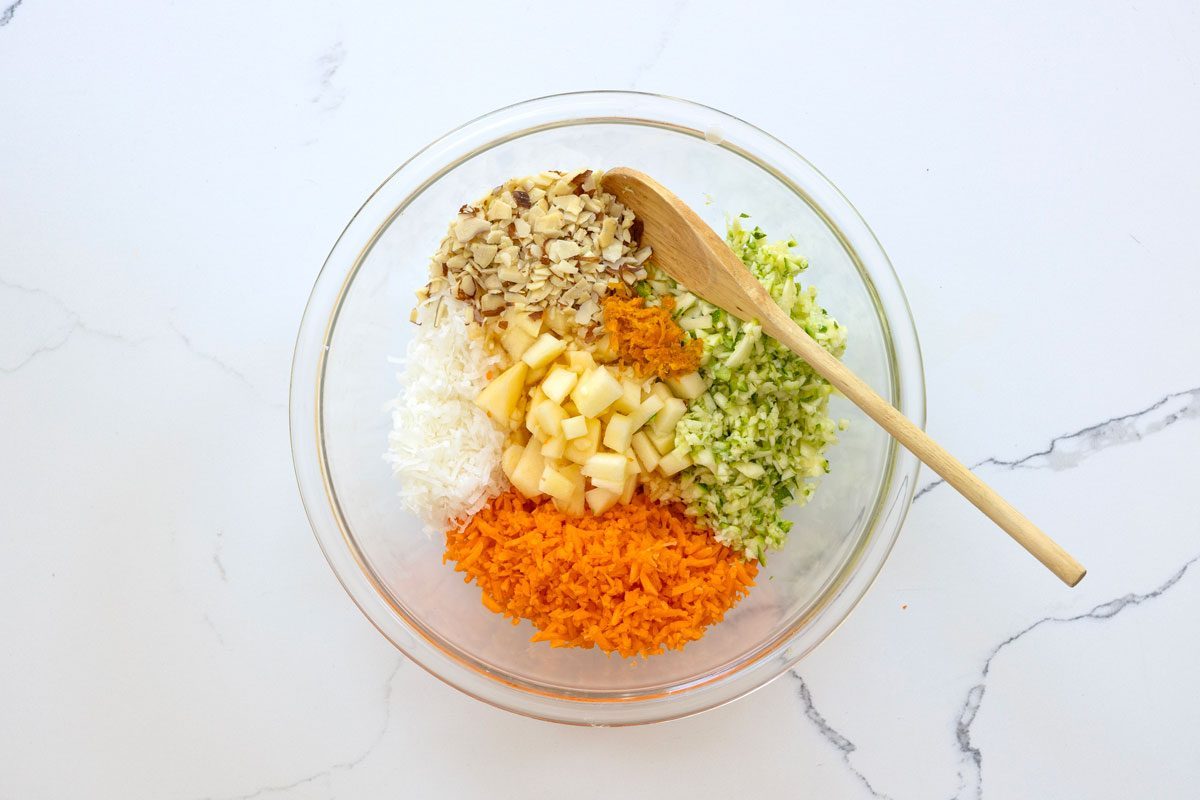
(290, 92, 925, 725)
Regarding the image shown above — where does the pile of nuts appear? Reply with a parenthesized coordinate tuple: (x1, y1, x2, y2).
(418, 169, 651, 332)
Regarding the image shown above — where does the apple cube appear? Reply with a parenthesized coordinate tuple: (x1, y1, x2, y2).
(665, 371, 707, 400)
(475, 362, 528, 423)
(544, 307, 571, 336)
(530, 399, 567, 440)
(657, 448, 692, 477)
(627, 395, 664, 433)
(581, 452, 627, 485)
(566, 350, 595, 373)
(522, 333, 567, 370)
(539, 366, 578, 405)
(510, 439, 546, 498)
(620, 472, 638, 505)
(592, 333, 617, 363)
(564, 418, 601, 465)
(650, 397, 687, 438)
(525, 364, 549, 385)
(511, 311, 542, 337)
(650, 381, 674, 405)
(540, 435, 566, 459)
(570, 366, 623, 418)
(561, 414, 589, 440)
(552, 463, 586, 516)
(501, 443, 524, 482)
(613, 379, 641, 414)
(630, 432, 660, 472)
(539, 464, 577, 502)
(500, 326, 536, 360)
(647, 426, 676, 455)
(585, 486, 620, 516)
(602, 413, 634, 453)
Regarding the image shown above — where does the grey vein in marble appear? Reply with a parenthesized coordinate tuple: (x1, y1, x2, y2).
(951, 554, 1200, 800)
(790, 673, 895, 800)
(167, 320, 258, 392)
(312, 42, 346, 111)
(0, 275, 145, 372)
(203, 613, 227, 648)
(212, 530, 227, 583)
(0, 0, 23, 27)
(190, 659, 403, 800)
(914, 385, 1200, 501)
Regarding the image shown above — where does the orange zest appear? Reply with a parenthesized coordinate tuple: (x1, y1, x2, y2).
(444, 491, 757, 657)
(601, 293, 702, 379)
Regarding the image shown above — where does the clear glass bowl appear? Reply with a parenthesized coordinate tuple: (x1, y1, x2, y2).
(290, 92, 925, 725)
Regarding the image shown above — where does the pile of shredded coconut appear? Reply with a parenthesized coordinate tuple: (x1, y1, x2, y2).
(386, 294, 508, 532)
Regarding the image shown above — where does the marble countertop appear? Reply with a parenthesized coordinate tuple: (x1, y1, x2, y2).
(3, 1, 1198, 797)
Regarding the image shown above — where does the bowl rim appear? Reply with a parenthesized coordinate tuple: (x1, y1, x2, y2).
(290, 90, 926, 725)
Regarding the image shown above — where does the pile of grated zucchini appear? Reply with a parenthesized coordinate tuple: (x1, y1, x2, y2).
(651, 218, 847, 561)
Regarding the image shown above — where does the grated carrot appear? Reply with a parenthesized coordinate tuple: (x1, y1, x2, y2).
(601, 293, 703, 379)
(444, 491, 757, 657)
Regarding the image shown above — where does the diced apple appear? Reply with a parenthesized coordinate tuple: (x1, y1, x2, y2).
(540, 366, 578, 405)
(510, 439, 546, 498)
(510, 426, 530, 447)
(593, 333, 617, 363)
(570, 366, 623, 418)
(544, 307, 571, 336)
(647, 426, 676, 455)
(511, 311, 542, 337)
(540, 436, 566, 459)
(585, 486, 620, 516)
(501, 443, 524, 482)
(650, 397, 687, 438)
(475, 362, 528, 423)
(539, 464, 577, 502)
(613, 379, 641, 414)
(552, 462, 585, 520)
(531, 399, 567, 441)
(657, 448, 693, 476)
(627, 395, 664, 433)
(625, 453, 641, 476)
(650, 381, 674, 405)
(524, 400, 546, 438)
(602, 413, 634, 453)
(525, 364, 549, 385)
(620, 472, 638, 505)
(564, 418, 601, 465)
(561, 414, 589, 440)
(566, 350, 595, 373)
(630, 432, 660, 472)
(589, 478, 626, 494)
(500, 326, 536, 360)
(581, 452, 628, 485)
(665, 372, 707, 400)
(522, 332, 566, 369)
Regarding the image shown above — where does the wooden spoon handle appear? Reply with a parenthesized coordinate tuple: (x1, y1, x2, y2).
(602, 166, 1085, 586)
(759, 305, 1086, 587)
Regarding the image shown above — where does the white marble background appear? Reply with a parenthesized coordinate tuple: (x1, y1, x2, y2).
(2, 1, 1198, 798)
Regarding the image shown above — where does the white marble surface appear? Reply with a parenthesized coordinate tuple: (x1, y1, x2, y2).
(2, 1, 1198, 797)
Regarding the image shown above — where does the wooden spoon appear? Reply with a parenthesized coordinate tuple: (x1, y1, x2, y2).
(604, 167, 1086, 587)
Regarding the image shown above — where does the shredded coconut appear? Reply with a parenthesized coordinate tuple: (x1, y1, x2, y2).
(386, 294, 508, 532)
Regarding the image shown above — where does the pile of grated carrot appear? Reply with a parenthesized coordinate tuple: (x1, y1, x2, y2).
(601, 293, 703, 379)
(445, 490, 757, 657)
